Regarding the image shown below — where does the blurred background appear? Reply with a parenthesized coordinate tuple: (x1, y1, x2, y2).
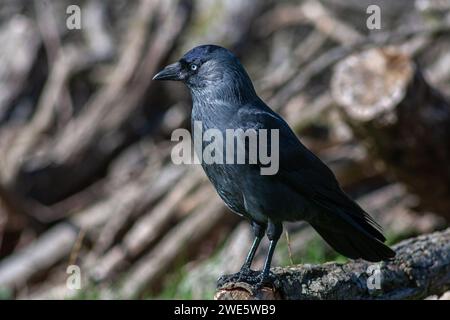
(0, 0, 449, 299)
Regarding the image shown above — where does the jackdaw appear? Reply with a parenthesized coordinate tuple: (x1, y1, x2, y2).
(153, 45, 395, 286)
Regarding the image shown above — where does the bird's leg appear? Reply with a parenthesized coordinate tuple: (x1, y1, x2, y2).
(238, 221, 266, 279)
(217, 221, 266, 286)
(257, 221, 282, 287)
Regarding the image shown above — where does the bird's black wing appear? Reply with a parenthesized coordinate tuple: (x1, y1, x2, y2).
(238, 101, 393, 261)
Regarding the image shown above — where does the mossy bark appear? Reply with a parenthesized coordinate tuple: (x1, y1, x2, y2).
(215, 228, 450, 300)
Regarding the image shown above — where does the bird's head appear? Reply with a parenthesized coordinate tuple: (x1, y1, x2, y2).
(153, 45, 256, 102)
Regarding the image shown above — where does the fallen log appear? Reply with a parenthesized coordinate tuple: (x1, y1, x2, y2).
(146, 182, 443, 300)
(215, 228, 450, 300)
(331, 47, 450, 219)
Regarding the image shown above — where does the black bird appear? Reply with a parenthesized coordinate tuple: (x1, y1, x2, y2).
(153, 45, 395, 285)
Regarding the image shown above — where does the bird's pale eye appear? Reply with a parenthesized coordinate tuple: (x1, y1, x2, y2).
(190, 64, 198, 71)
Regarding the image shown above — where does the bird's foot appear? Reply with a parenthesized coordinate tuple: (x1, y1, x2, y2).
(237, 266, 253, 281)
(217, 269, 276, 292)
(253, 271, 276, 291)
(217, 268, 258, 287)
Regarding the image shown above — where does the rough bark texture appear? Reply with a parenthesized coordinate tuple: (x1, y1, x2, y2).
(331, 47, 450, 219)
(215, 228, 450, 300)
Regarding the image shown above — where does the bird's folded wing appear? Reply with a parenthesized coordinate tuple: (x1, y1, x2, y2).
(238, 105, 384, 239)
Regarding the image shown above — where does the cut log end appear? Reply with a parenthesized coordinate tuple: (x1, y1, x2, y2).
(331, 47, 414, 121)
(331, 46, 450, 219)
(214, 282, 280, 300)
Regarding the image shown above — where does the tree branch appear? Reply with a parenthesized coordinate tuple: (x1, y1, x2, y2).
(215, 228, 450, 300)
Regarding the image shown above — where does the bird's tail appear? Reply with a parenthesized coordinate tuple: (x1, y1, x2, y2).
(310, 219, 395, 262)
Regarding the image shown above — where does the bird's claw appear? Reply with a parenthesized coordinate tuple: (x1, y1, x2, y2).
(217, 268, 256, 287)
(217, 269, 276, 292)
(237, 266, 252, 280)
(253, 272, 275, 290)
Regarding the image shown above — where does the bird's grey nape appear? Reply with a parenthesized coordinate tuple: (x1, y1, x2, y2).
(189, 58, 258, 106)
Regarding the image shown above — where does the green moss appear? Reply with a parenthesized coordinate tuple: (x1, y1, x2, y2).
(0, 287, 13, 300)
(69, 285, 102, 300)
(385, 230, 417, 246)
(153, 264, 192, 300)
(291, 237, 347, 265)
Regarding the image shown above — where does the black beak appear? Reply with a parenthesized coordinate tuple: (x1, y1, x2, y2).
(152, 62, 182, 81)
